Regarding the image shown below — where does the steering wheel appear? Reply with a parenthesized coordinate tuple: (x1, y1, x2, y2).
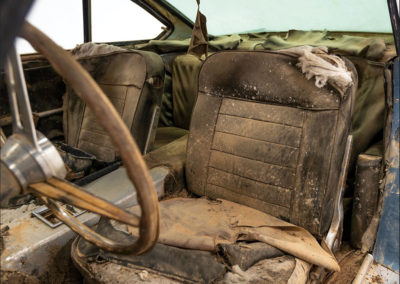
(0, 22, 160, 255)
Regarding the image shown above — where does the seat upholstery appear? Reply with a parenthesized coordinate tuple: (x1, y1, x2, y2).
(63, 50, 164, 162)
(186, 50, 357, 237)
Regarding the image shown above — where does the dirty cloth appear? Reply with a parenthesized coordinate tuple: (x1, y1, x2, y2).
(127, 198, 340, 271)
(187, 0, 208, 59)
(279, 45, 353, 95)
(70, 42, 125, 58)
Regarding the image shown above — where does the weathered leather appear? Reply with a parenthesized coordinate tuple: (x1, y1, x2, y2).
(63, 50, 164, 162)
(186, 51, 357, 238)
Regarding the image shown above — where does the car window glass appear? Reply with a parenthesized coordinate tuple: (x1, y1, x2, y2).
(16, 0, 165, 54)
(166, 0, 393, 35)
(17, 0, 84, 54)
(92, 0, 164, 43)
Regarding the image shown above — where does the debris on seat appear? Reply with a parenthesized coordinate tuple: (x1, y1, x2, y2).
(127, 198, 340, 271)
(279, 45, 353, 95)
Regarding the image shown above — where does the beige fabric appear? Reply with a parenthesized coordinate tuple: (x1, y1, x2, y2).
(128, 198, 340, 271)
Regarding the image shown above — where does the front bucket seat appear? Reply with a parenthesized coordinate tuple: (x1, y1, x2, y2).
(64, 49, 165, 162)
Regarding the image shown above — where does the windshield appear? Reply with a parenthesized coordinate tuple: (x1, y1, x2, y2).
(164, 0, 394, 36)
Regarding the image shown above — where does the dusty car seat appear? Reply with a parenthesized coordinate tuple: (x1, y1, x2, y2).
(71, 50, 357, 283)
(63, 50, 165, 162)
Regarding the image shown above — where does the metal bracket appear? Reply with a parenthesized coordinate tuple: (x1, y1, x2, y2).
(143, 105, 160, 154)
(32, 204, 86, 228)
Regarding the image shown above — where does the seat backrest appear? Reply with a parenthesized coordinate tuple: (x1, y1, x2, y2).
(64, 50, 164, 162)
(186, 51, 357, 238)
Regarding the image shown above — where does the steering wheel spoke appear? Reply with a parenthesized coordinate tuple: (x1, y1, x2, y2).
(5, 45, 39, 148)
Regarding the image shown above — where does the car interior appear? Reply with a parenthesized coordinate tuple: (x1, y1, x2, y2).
(0, 0, 399, 283)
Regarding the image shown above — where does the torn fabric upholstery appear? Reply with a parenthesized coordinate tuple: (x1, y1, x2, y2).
(126, 198, 340, 271)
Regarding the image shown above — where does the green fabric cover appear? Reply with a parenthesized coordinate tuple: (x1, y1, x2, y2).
(260, 30, 387, 61)
(348, 57, 386, 172)
(172, 54, 203, 129)
(138, 34, 241, 54)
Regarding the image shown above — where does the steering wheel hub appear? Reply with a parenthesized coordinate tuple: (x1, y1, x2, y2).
(1, 132, 66, 189)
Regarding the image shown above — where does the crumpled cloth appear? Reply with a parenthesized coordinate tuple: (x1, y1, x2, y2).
(279, 45, 353, 96)
(127, 198, 340, 271)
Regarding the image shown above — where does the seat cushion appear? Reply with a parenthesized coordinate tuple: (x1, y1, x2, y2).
(64, 50, 164, 162)
(186, 50, 357, 237)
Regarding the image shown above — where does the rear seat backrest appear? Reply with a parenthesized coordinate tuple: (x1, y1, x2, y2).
(186, 51, 357, 238)
(64, 50, 164, 162)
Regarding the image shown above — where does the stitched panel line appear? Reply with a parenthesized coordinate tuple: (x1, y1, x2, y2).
(218, 113, 303, 129)
(213, 130, 300, 149)
(208, 165, 294, 191)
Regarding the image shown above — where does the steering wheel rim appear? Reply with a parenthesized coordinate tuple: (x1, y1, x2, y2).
(17, 21, 160, 255)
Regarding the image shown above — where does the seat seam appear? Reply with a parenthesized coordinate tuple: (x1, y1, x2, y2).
(204, 99, 224, 197)
(213, 130, 300, 150)
(218, 113, 303, 129)
(208, 165, 295, 191)
(209, 148, 297, 170)
(206, 181, 291, 209)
